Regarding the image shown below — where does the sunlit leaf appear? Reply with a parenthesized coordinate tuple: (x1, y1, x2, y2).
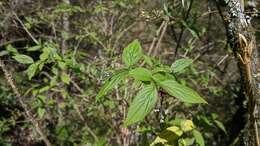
(152, 66, 171, 74)
(124, 84, 158, 126)
(13, 54, 34, 64)
(156, 79, 207, 104)
(61, 73, 70, 84)
(143, 55, 153, 66)
(27, 45, 41, 51)
(129, 67, 152, 81)
(122, 39, 143, 67)
(180, 120, 195, 132)
(193, 130, 205, 146)
(26, 62, 39, 80)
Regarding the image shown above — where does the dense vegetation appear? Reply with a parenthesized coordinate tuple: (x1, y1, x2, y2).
(0, 0, 259, 146)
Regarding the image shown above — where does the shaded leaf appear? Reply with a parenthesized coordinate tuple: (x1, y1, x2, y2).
(0, 51, 9, 57)
(181, 21, 199, 38)
(214, 120, 227, 134)
(96, 69, 129, 101)
(6, 45, 18, 54)
(171, 58, 193, 73)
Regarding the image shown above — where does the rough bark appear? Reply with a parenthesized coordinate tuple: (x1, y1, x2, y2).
(220, 0, 260, 145)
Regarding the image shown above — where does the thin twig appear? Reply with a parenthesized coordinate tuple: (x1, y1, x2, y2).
(148, 21, 166, 56)
(12, 12, 39, 45)
(153, 20, 168, 56)
(75, 105, 98, 141)
(173, 0, 194, 60)
(0, 60, 51, 146)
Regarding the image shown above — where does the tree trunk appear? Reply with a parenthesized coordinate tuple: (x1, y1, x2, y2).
(220, 0, 260, 145)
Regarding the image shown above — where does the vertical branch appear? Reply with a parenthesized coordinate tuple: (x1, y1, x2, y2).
(219, 0, 260, 145)
(173, 0, 194, 61)
(0, 60, 52, 146)
(61, 0, 70, 56)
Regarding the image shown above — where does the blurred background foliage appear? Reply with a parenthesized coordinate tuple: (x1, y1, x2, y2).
(0, 0, 259, 145)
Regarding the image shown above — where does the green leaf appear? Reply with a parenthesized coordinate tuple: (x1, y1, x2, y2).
(0, 51, 9, 57)
(214, 120, 227, 134)
(129, 67, 152, 81)
(37, 108, 46, 118)
(178, 138, 186, 146)
(152, 73, 172, 82)
(122, 39, 143, 67)
(211, 113, 218, 120)
(171, 58, 193, 73)
(152, 66, 171, 74)
(183, 138, 195, 146)
(143, 55, 153, 66)
(156, 79, 207, 104)
(13, 54, 34, 64)
(61, 73, 70, 84)
(58, 61, 66, 70)
(200, 115, 213, 126)
(124, 84, 158, 126)
(192, 130, 205, 146)
(96, 69, 129, 101)
(27, 45, 41, 51)
(26, 62, 39, 80)
(40, 47, 55, 61)
(181, 21, 199, 38)
(6, 45, 18, 54)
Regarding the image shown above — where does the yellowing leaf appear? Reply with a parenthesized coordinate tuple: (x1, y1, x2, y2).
(150, 126, 183, 146)
(180, 120, 195, 132)
(166, 126, 183, 136)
